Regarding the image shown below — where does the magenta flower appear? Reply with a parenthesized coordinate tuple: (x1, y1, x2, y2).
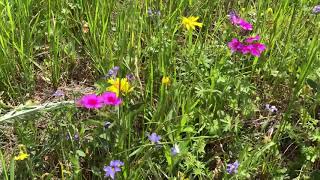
(78, 94, 103, 109)
(229, 12, 253, 31)
(100, 92, 122, 106)
(244, 35, 260, 43)
(228, 39, 266, 57)
(248, 43, 266, 57)
(237, 19, 253, 31)
(228, 38, 244, 53)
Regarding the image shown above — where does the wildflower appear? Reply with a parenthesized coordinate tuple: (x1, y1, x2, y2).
(106, 66, 120, 79)
(148, 133, 161, 144)
(229, 12, 253, 31)
(241, 43, 266, 57)
(103, 160, 124, 179)
(110, 160, 124, 167)
(171, 144, 180, 156)
(312, 5, 320, 14)
(66, 134, 70, 140)
(226, 160, 239, 174)
(162, 76, 171, 85)
(228, 38, 266, 57)
(228, 38, 243, 53)
(100, 92, 122, 106)
(74, 133, 79, 141)
(182, 16, 203, 31)
(126, 74, 134, 81)
(265, 104, 278, 113)
(14, 145, 29, 161)
(78, 94, 103, 109)
(266, 8, 273, 14)
(107, 78, 133, 96)
(53, 89, 64, 97)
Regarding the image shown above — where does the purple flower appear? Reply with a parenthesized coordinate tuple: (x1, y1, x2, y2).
(74, 133, 79, 141)
(265, 104, 278, 113)
(226, 160, 239, 174)
(126, 74, 134, 81)
(106, 66, 120, 79)
(103, 166, 120, 179)
(110, 160, 124, 167)
(66, 134, 70, 140)
(53, 90, 64, 97)
(171, 144, 180, 156)
(312, 5, 320, 14)
(103, 160, 124, 179)
(148, 133, 161, 144)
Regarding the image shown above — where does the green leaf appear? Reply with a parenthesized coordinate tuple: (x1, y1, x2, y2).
(76, 150, 86, 157)
(182, 127, 195, 133)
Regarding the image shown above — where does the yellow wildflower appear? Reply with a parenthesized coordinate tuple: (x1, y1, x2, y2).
(14, 145, 29, 161)
(161, 76, 171, 85)
(266, 8, 273, 14)
(182, 16, 203, 31)
(107, 78, 133, 96)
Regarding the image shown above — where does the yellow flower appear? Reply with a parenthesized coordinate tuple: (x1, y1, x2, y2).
(107, 78, 133, 96)
(161, 76, 171, 85)
(182, 16, 203, 31)
(14, 145, 29, 161)
(266, 8, 273, 14)
(14, 152, 29, 161)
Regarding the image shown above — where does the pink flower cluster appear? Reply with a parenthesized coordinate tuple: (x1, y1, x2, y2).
(228, 11, 266, 57)
(228, 35, 266, 57)
(77, 92, 122, 109)
(229, 11, 253, 31)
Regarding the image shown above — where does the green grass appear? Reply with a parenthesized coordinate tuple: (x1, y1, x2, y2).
(1, 0, 320, 179)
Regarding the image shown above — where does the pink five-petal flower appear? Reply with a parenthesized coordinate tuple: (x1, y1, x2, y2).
(228, 38, 243, 53)
(79, 94, 104, 109)
(100, 92, 122, 106)
(245, 35, 261, 43)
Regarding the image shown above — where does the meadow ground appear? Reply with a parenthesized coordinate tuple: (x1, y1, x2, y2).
(0, 0, 320, 179)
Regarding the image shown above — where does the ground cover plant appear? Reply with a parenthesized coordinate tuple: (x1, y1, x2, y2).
(0, 0, 320, 179)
